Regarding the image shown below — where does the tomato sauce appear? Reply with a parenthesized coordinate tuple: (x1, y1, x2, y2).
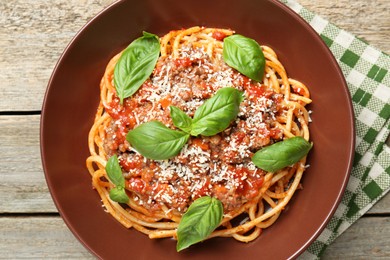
(234, 167, 264, 198)
(212, 31, 227, 41)
(103, 42, 283, 213)
(174, 57, 193, 67)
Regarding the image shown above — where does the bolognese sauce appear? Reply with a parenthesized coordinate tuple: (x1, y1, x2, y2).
(102, 42, 283, 214)
(86, 27, 312, 246)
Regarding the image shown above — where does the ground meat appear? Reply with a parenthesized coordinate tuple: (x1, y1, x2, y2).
(103, 44, 281, 214)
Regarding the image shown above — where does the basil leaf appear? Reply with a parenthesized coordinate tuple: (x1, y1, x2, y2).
(114, 31, 160, 103)
(170, 106, 192, 133)
(223, 34, 265, 82)
(191, 87, 244, 136)
(126, 121, 190, 160)
(142, 31, 158, 38)
(176, 196, 223, 252)
(106, 155, 129, 203)
(109, 186, 129, 203)
(106, 155, 125, 187)
(252, 136, 313, 172)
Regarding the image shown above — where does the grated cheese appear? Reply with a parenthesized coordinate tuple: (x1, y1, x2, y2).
(110, 44, 284, 212)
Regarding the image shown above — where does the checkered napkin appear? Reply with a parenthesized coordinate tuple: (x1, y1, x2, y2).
(279, 0, 390, 258)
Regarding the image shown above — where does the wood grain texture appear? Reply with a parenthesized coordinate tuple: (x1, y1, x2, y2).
(323, 217, 390, 259)
(0, 0, 389, 111)
(0, 0, 114, 111)
(0, 115, 56, 213)
(368, 194, 390, 215)
(0, 0, 389, 259)
(3, 115, 388, 214)
(0, 216, 388, 259)
(0, 216, 94, 259)
(0, 113, 388, 219)
(299, 0, 390, 54)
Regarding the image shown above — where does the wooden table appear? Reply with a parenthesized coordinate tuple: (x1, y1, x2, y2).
(1, 0, 389, 258)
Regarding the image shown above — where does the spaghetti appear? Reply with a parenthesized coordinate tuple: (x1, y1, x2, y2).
(86, 27, 312, 244)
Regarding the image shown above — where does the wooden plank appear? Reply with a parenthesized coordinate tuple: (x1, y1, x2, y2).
(0, 0, 115, 111)
(0, 0, 389, 111)
(0, 115, 57, 213)
(299, 0, 390, 54)
(0, 216, 93, 259)
(368, 194, 390, 215)
(322, 217, 390, 259)
(0, 216, 388, 259)
(1, 114, 389, 214)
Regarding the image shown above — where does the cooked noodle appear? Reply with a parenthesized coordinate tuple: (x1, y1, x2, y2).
(86, 26, 312, 243)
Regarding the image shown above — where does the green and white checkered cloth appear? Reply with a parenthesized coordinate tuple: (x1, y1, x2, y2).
(279, 0, 390, 258)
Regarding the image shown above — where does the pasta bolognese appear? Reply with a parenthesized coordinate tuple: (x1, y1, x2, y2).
(86, 26, 312, 250)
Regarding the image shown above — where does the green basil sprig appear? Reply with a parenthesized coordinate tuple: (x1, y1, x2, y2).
(190, 87, 244, 136)
(106, 155, 129, 203)
(126, 87, 244, 160)
(176, 196, 223, 252)
(252, 136, 312, 172)
(223, 34, 265, 82)
(114, 31, 160, 104)
(170, 105, 193, 134)
(126, 121, 190, 160)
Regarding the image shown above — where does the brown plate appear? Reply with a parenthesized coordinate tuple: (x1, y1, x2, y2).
(41, 0, 354, 259)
